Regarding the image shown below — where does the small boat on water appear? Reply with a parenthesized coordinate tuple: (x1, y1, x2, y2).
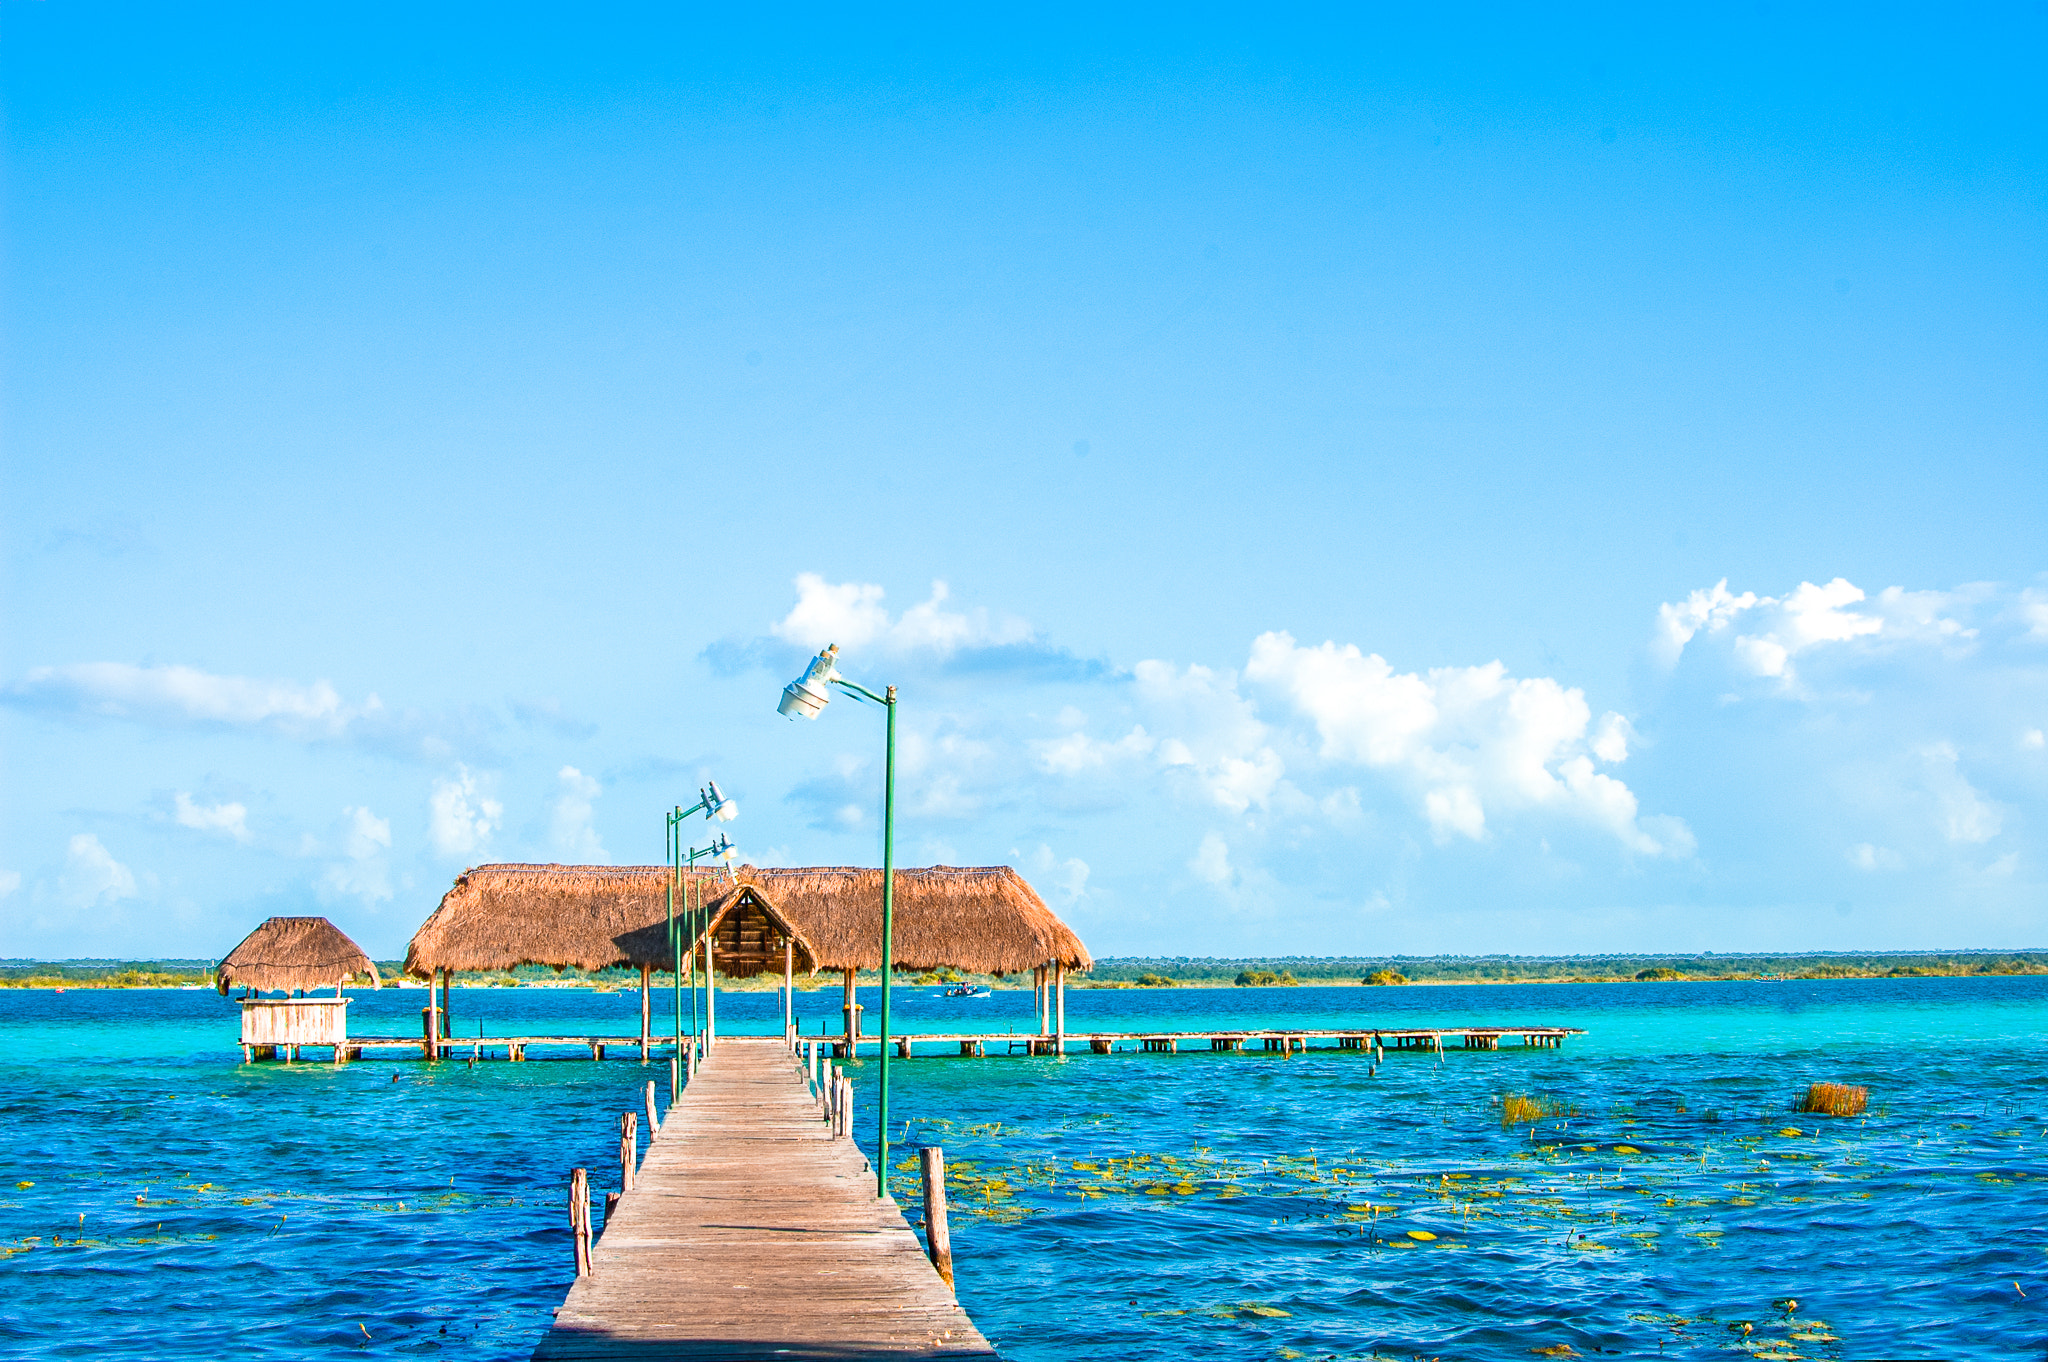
(942, 984, 990, 998)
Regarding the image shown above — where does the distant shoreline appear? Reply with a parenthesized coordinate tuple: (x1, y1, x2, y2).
(5, 948, 2044, 992)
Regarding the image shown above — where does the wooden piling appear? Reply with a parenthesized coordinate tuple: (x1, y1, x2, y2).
(569, 1167, 591, 1277)
(620, 1111, 638, 1192)
(645, 1081, 659, 1140)
(920, 1146, 954, 1289)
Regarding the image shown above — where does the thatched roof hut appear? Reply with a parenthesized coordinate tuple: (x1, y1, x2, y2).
(217, 916, 380, 995)
(404, 864, 1090, 979)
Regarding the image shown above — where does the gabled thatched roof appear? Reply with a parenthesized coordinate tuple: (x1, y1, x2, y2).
(403, 864, 820, 978)
(217, 916, 379, 995)
(404, 864, 1090, 978)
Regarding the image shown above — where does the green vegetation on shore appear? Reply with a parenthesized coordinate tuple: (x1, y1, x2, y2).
(5, 949, 2044, 989)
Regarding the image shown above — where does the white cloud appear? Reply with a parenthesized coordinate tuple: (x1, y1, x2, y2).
(429, 766, 502, 859)
(1245, 632, 1685, 855)
(1035, 725, 1156, 775)
(0, 870, 18, 898)
(1017, 844, 1090, 902)
(2023, 728, 2046, 751)
(7, 662, 371, 736)
(321, 805, 393, 905)
(1656, 576, 1975, 684)
(1190, 833, 1234, 887)
(59, 833, 136, 908)
(771, 574, 1033, 657)
(1653, 579, 1759, 667)
(1847, 843, 1903, 871)
(173, 792, 252, 843)
(2019, 589, 2048, 641)
(550, 766, 609, 863)
(1591, 713, 1635, 763)
(1922, 743, 2001, 845)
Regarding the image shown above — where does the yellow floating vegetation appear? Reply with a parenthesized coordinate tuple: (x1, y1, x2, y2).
(1795, 1082, 1869, 1118)
(1241, 1304, 1291, 1318)
(1406, 1229, 1438, 1241)
(1501, 1094, 1576, 1128)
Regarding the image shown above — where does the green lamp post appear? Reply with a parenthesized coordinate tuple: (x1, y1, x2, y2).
(665, 782, 737, 1098)
(778, 643, 897, 1200)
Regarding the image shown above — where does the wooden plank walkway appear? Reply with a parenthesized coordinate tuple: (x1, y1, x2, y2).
(533, 1037, 995, 1361)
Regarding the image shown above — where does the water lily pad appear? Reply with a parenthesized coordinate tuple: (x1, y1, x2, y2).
(1613, 1145, 1641, 1155)
(1406, 1229, 1438, 1241)
(1777, 1127, 1802, 1138)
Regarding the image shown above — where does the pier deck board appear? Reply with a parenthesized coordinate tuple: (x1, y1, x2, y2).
(532, 1038, 994, 1362)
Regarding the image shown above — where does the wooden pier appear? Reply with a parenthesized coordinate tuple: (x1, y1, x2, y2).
(251, 1024, 1583, 1063)
(534, 1037, 993, 1361)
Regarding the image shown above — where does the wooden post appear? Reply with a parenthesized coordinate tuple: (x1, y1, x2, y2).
(439, 969, 452, 1040)
(620, 1111, 638, 1192)
(842, 968, 857, 1052)
(705, 932, 717, 1051)
(839, 1075, 854, 1140)
(569, 1168, 591, 1276)
(920, 1146, 954, 1288)
(1055, 961, 1066, 1048)
(783, 938, 794, 1036)
(421, 1003, 437, 1061)
(669, 1055, 679, 1097)
(639, 965, 651, 1061)
(811, 1042, 822, 1102)
(644, 1080, 658, 1140)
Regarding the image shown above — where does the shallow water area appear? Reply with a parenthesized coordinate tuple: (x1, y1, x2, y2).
(0, 977, 2042, 1359)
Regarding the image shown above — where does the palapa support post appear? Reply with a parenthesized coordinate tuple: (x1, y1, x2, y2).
(569, 1168, 591, 1277)
(1054, 961, 1066, 1050)
(842, 968, 857, 1053)
(920, 1146, 954, 1289)
(638, 965, 651, 1061)
(421, 1002, 438, 1061)
(705, 931, 717, 1052)
(620, 1111, 638, 1192)
(439, 969, 452, 1040)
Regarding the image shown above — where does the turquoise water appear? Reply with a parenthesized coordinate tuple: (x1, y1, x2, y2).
(1, 978, 2043, 1359)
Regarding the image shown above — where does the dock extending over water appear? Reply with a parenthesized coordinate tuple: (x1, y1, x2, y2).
(534, 1037, 992, 1361)
(286, 1024, 1583, 1063)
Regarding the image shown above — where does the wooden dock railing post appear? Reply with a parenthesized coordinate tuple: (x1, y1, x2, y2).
(840, 1075, 854, 1141)
(620, 1111, 638, 1192)
(644, 1080, 659, 1141)
(920, 1145, 954, 1288)
(569, 1168, 591, 1276)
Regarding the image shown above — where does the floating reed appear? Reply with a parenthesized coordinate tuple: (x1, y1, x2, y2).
(1795, 1082, 1868, 1117)
(1501, 1094, 1575, 1128)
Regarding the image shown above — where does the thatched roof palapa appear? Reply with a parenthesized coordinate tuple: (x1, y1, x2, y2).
(405, 864, 1090, 979)
(217, 916, 380, 995)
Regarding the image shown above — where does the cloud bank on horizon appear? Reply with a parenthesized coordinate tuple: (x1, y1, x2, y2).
(3, 568, 2041, 958)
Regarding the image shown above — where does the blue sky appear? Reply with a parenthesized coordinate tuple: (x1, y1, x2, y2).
(3, 3, 2043, 960)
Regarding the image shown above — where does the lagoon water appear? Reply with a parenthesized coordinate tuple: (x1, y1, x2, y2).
(1, 977, 2043, 1360)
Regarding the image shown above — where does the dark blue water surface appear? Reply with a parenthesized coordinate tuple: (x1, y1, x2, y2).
(1, 978, 2044, 1360)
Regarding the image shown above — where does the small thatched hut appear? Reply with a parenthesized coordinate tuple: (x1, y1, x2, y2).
(217, 915, 380, 995)
(217, 915, 379, 1062)
(405, 864, 1091, 1048)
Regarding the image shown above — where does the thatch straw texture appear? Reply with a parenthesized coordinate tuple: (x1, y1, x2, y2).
(747, 866, 1090, 975)
(404, 864, 1089, 978)
(217, 916, 380, 995)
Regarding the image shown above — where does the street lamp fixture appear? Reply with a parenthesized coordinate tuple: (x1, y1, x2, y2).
(777, 642, 898, 1200)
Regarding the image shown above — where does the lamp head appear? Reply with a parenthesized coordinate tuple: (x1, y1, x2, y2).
(704, 780, 738, 822)
(777, 643, 839, 720)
